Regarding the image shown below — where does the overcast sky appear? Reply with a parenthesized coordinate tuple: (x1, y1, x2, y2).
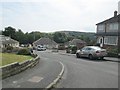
(0, 0, 119, 33)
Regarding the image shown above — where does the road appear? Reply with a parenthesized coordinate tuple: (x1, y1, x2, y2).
(2, 50, 118, 88)
(37, 50, 118, 88)
(2, 51, 62, 88)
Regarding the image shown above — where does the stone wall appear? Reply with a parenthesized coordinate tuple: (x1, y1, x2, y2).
(0, 56, 40, 79)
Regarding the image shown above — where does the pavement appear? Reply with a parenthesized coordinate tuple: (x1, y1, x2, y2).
(57, 50, 119, 62)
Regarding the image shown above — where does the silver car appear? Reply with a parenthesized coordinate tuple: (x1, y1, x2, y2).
(37, 45, 46, 51)
(76, 46, 107, 60)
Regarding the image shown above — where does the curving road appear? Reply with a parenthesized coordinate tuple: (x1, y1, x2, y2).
(2, 50, 118, 88)
(2, 51, 62, 88)
(37, 50, 118, 88)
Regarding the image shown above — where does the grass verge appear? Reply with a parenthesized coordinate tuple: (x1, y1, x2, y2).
(0, 53, 33, 67)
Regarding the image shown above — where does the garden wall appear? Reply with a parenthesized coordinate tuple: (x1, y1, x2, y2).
(0, 56, 40, 79)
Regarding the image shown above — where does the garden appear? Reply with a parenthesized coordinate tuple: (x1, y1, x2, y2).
(1, 46, 34, 67)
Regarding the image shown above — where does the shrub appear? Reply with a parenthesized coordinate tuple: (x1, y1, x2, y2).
(6, 46, 13, 51)
(71, 46, 77, 54)
(12, 47, 20, 53)
(58, 44, 65, 50)
(66, 46, 71, 53)
(107, 47, 118, 57)
(6, 46, 14, 53)
(17, 48, 31, 55)
(31, 53, 37, 58)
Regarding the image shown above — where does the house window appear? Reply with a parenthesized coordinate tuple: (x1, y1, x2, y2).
(104, 36, 118, 45)
(109, 23, 118, 30)
(98, 24, 105, 31)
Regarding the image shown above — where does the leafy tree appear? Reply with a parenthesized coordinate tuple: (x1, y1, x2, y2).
(15, 29, 25, 44)
(53, 32, 67, 43)
(2, 26, 16, 39)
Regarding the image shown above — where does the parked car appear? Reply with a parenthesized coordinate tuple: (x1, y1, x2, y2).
(37, 45, 46, 51)
(76, 46, 107, 60)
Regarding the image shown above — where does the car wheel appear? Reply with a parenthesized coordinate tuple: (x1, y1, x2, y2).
(76, 53, 80, 58)
(89, 54, 93, 60)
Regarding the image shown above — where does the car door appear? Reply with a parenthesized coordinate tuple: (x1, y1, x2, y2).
(80, 47, 87, 57)
(84, 47, 92, 57)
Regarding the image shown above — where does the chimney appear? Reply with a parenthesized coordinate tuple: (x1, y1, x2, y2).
(114, 11, 117, 17)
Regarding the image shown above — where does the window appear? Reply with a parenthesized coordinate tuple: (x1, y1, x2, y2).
(109, 23, 118, 30)
(104, 36, 118, 45)
(98, 25, 105, 31)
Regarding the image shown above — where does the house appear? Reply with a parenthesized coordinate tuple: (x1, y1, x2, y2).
(0, 35, 19, 48)
(69, 39, 86, 49)
(33, 37, 58, 49)
(96, 11, 120, 49)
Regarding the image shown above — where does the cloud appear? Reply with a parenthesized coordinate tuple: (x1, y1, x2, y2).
(1, 0, 119, 32)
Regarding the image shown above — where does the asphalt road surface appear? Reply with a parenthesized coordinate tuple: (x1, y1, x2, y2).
(37, 50, 118, 88)
(2, 50, 118, 88)
(2, 51, 62, 88)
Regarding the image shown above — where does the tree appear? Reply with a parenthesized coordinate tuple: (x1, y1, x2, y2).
(2, 26, 16, 39)
(53, 32, 67, 43)
(15, 29, 25, 44)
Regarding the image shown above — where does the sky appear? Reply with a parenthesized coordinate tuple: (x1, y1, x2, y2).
(0, 0, 119, 33)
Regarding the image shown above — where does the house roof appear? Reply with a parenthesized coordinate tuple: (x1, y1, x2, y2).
(33, 37, 57, 46)
(0, 35, 19, 45)
(70, 39, 86, 45)
(96, 14, 120, 25)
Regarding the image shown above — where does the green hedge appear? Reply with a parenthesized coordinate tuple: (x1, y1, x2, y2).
(107, 47, 119, 58)
(17, 48, 31, 55)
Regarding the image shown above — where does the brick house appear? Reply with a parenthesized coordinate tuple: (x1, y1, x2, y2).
(96, 11, 120, 50)
(69, 39, 86, 49)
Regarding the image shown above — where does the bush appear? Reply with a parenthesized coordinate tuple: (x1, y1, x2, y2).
(31, 53, 37, 58)
(107, 47, 118, 57)
(71, 46, 77, 54)
(17, 48, 31, 55)
(5, 46, 13, 53)
(12, 47, 20, 53)
(58, 44, 65, 50)
(66, 46, 71, 53)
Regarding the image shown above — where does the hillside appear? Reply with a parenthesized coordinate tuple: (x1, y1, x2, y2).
(57, 31, 96, 40)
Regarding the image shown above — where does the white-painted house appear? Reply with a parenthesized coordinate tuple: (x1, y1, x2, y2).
(0, 35, 19, 48)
